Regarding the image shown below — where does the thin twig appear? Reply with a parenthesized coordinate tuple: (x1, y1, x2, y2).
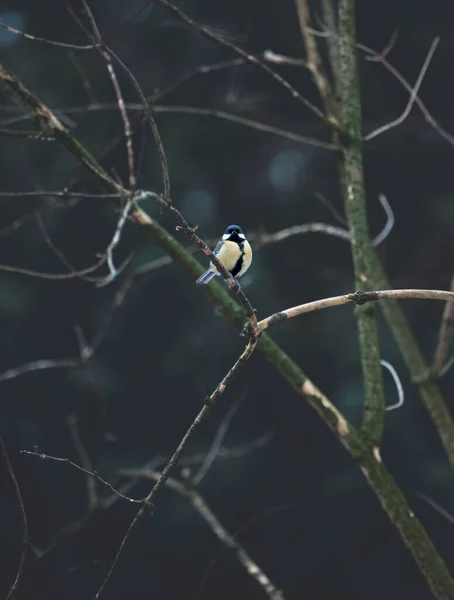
(0, 254, 106, 280)
(153, 105, 338, 151)
(80, 0, 136, 190)
(0, 190, 123, 198)
(0, 358, 80, 383)
(262, 50, 307, 67)
(417, 493, 454, 526)
(0, 205, 42, 238)
(66, 415, 98, 511)
(365, 29, 399, 63)
(121, 431, 274, 479)
(192, 395, 245, 485)
(257, 289, 454, 333)
(432, 273, 454, 376)
(21, 448, 141, 504)
(308, 25, 454, 148)
(364, 37, 440, 141)
(0, 323, 98, 384)
(96, 197, 134, 286)
(182, 473, 285, 600)
(295, 0, 337, 122)
(1, 438, 28, 600)
(0, 20, 95, 49)
(440, 355, 454, 378)
(380, 359, 405, 412)
(93, 338, 258, 599)
(320, 0, 339, 91)
(152, 0, 334, 128)
(0, 102, 338, 151)
(372, 194, 394, 246)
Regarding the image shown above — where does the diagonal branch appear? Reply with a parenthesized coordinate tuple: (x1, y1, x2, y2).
(182, 473, 285, 600)
(93, 338, 258, 598)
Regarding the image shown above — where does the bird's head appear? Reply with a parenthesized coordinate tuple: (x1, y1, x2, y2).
(223, 224, 246, 241)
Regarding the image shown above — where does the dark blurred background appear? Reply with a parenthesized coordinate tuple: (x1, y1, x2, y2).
(1, 0, 454, 598)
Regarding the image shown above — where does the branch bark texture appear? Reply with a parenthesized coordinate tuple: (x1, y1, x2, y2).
(338, 0, 385, 448)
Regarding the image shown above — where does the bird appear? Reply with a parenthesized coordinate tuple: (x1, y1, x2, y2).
(196, 224, 252, 292)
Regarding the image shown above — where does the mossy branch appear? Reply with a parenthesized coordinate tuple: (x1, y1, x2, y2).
(338, 0, 385, 448)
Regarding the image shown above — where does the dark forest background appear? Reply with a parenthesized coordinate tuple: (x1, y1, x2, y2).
(1, 0, 454, 598)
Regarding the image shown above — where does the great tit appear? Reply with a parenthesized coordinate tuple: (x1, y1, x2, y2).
(196, 224, 252, 291)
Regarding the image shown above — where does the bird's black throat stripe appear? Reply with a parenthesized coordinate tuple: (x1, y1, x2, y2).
(230, 239, 245, 278)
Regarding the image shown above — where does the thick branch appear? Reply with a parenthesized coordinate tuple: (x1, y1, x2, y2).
(338, 0, 385, 448)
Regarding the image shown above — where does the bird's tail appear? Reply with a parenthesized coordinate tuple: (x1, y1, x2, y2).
(196, 269, 217, 285)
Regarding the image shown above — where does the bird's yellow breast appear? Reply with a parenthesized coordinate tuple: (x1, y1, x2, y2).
(211, 240, 241, 273)
(211, 240, 252, 277)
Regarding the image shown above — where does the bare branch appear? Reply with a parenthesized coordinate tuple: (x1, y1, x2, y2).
(80, 0, 136, 190)
(257, 289, 454, 333)
(320, 0, 339, 88)
(66, 415, 98, 512)
(120, 431, 274, 478)
(380, 360, 405, 412)
(104, 50, 171, 199)
(365, 29, 399, 63)
(372, 194, 394, 246)
(0, 20, 95, 50)
(0, 205, 41, 238)
(1, 438, 28, 600)
(0, 254, 106, 280)
(364, 37, 440, 141)
(21, 448, 141, 504)
(192, 395, 244, 485)
(417, 493, 454, 526)
(0, 358, 79, 383)
(308, 26, 454, 148)
(262, 50, 307, 67)
(96, 197, 135, 286)
(295, 0, 337, 122)
(0, 324, 95, 384)
(152, 0, 334, 129)
(0, 102, 338, 151)
(432, 273, 454, 376)
(153, 105, 338, 151)
(440, 355, 454, 378)
(182, 473, 285, 600)
(0, 190, 123, 198)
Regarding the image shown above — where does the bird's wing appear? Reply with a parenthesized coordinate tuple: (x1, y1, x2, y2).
(213, 240, 224, 255)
